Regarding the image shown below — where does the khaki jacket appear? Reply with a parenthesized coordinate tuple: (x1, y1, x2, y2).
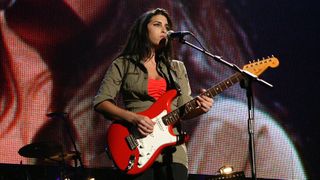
(93, 55, 193, 168)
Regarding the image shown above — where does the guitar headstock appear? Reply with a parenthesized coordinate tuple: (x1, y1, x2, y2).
(243, 55, 279, 76)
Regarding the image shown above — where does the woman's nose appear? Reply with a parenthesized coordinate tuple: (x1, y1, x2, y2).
(162, 26, 167, 33)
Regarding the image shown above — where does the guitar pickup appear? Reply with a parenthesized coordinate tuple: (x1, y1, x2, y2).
(126, 135, 139, 150)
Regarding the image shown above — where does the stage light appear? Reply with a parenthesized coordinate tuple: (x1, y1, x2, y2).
(219, 165, 234, 175)
(87, 177, 95, 180)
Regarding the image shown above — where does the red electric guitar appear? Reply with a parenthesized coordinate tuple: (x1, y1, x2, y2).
(106, 56, 279, 175)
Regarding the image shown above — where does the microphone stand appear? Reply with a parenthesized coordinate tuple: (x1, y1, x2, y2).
(47, 112, 84, 178)
(177, 37, 273, 180)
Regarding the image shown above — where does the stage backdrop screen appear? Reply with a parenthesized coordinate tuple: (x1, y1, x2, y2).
(1, 1, 318, 179)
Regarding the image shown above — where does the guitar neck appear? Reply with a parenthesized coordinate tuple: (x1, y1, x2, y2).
(162, 72, 244, 125)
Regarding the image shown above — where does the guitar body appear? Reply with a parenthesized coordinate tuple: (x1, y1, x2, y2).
(106, 90, 180, 175)
(106, 56, 280, 175)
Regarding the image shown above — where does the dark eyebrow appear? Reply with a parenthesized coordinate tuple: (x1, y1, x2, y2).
(151, 20, 168, 26)
(152, 20, 161, 24)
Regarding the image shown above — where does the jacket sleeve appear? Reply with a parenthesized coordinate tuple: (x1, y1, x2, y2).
(172, 60, 193, 107)
(93, 58, 126, 109)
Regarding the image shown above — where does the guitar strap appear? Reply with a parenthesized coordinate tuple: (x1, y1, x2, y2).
(166, 62, 182, 96)
(164, 61, 184, 135)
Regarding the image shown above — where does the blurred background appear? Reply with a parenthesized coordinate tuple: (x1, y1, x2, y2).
(0, 0, 319, 179)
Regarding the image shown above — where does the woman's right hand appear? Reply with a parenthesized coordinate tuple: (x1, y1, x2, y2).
(95, 101, 155, 136)
(128, 113, 155, 137)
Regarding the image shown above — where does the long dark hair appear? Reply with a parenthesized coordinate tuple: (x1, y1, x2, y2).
(120, 8, 173, 64)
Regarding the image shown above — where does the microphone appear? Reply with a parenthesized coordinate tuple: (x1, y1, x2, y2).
(167, 30, 191, 39)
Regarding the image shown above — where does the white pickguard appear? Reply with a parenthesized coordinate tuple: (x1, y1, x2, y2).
(136, 110, 176, 167)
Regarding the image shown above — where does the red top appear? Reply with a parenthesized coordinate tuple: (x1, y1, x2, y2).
(148, 78, 167, 100)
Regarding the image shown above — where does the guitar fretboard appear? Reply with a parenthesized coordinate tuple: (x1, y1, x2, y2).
(162, 72, 244, 125)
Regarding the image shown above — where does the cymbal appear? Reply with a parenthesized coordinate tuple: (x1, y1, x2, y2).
(45, 151, 77, 162)
(18, 142, 62, 158)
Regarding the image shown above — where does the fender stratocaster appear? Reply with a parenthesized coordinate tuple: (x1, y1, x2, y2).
(106, 56, 279, 175)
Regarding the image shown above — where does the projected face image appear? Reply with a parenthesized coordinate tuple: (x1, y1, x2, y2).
(0, 1, 309, 179)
